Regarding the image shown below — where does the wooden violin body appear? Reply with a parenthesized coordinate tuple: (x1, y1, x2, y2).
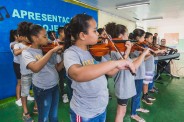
(41, 41, 64, 53)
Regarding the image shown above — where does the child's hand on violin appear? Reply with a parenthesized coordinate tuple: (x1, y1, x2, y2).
(116, 59, 136, 74)
(51, 45, 63, 53)
(142, 48, 151, 56)
(125, 41, 132, 50)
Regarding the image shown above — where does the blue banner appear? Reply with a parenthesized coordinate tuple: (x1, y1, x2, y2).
(0, 0, 98, 51)
(0, 0, 98, 100)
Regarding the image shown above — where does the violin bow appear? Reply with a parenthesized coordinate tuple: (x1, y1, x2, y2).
(103, 28, 136, 76)
(51, 32, 59, 46)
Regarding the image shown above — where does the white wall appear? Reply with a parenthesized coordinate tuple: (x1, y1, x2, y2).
(147, 27, 158, 34)
(157, 25, 184, 40)
(145, 17, 184, 39)
(98, 10, 136, 32)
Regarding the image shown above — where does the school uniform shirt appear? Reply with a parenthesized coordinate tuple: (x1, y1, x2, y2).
(145, 55, 155, 72)
(130, 51, 145, 80)
(10, 42, 20, 64)
(111, 51, 136, 99)
(64, 45, 108, 118)
(22, 48, 60, 89)
(14, 43, 32, 75)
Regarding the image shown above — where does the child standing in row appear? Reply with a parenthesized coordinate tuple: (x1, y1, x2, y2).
(106, 23, 150, 122)
(130, 29, 149, 122)
(22, 23, 63, 122)
(14, 22, 36, 122)
(63, 14, 136, 122)
(9, 30, 22, 106)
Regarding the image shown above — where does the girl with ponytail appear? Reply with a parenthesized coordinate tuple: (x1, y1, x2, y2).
(21, 23, 63, 122)
(105, 23, 150, 122)
(63, 14, 136, 121)
(130, 29, 151, 122)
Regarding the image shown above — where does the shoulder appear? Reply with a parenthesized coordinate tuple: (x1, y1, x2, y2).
(64, 46, 78, 56)
(22, 48, 31, 56)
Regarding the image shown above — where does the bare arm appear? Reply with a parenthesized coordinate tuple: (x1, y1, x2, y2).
(14, 45, 31, 56)
(55, 61, 64, 71)
(13, 48, 24, 56)
(106, 68, 119, 77)
(144, 54, 151, 61)
(68, 59, 134, 82)
(132, 49, 150, 69)
(27, 45, 63, 73)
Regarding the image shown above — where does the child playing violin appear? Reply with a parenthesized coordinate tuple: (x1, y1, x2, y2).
(63, 14, 136, 122)
(14, 22, 37, 122)
(142, 32, 166, 103)
(130, 29, 151, 122)
(21, 23, 63, 122)
(105, 23, 150, 122)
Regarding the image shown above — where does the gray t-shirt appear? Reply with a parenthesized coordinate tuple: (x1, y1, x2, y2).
(130, 51, 145, 80)
(111, 51, 136, 99)
(64, 45, 108, 118)
(145, 55, 155, 72)
(22, 48, 59, 89)
(14, 43, 32, 75)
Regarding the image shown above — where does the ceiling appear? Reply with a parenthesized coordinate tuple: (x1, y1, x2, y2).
(77, 0, 184, 27)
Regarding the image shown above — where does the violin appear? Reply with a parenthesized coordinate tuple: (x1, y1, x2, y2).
(132, 42, 156, 55)
(92, 38, 138, 55)
(89, 31, 136, 76)
(41, 41, 64, 53)
(141, 41, 159, 51)
(89, 38, 128, 57)
(112, 38, 137, 43)
(141, 41, 177, 55)
(41, 32, 64, 53)
(131, 43, 144, 52)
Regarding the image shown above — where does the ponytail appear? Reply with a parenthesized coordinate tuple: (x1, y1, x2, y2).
(64, 23, 72, 50)
(128, 33, 134, 40)
(10, 30, 18, 42)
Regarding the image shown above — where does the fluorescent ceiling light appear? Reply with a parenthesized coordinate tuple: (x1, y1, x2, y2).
(116, 0, 150, 9)
(142, 16, 163, 21)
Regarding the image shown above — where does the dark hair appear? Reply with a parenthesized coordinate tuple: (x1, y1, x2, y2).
(152, 36, 157, 45)
(64, 14, 93, 49)
(64, 23, 70, 50)
(27, 24, 44, 43)
(97, 28, 104, 35)
(105, 22, 116, 38)
(10, 30, 18, 42)
(132, 29, 145, 40)
(145, 32, 153, 39)
(48, 31, 55, 37)
(58, 27, 64, 35)
(17, 21, 33, 37)
(115, 24, 127, 37)
(153, 36, 157, 41)
(128, 33, 134, 40)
